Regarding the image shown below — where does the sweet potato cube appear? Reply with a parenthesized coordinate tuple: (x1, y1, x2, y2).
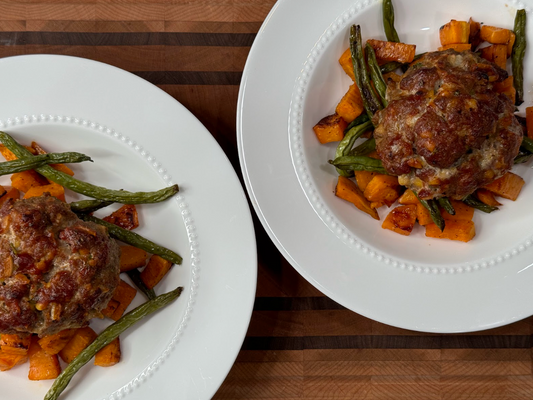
(23, 182, 65, 202)
(120, 245, 148, 272)
(0, 187, 20, 206)
(353, 170, 378, 192)
(526, 107, 533, 139)
(475, 188, 502, 207)
(480, 25, 511, 44)
(439, 20, 470, 45)
(492, 44, 507, 69)
(494, 76, 516, 101)
(313, 113, 347, 144)
(95, 337, 121, 367)
(416, 203, 434, 226)
(480, 45, 494, 62)
(38, 329, 76, 356)
(398, 189, 419, 205)
(11, 170, 48, 193)
(366, 39, 416, 64)
(363, 175, 401, 206)
(0, 349, 28, 371)
(382, 204, 417, 236)
(438, 43, 472, 52)
(508, 31, 516, 57)
(469, 17, 482, 48)
(103, 204, 139, 230)
(101, 298, 120, 319)
(482, 172, 525, 200)
(440, 200, 474, 221)
(28, 336, 61, 380)
(59, 327, 97, 364)
(335, 175, 379, 220)
(140, 255, 174, 290)
(0, 333, 31, 355)
(335, 84, 364, 123)
(106, 280, 138, 321)
(339, 48, 355, 81)
(425, 220, 476, 242)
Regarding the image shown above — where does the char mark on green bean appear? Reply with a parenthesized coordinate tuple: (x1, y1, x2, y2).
(417, 195, 445, 231)
(43, 287, 183, 400)
(0, 131, 179, 204)
(437, 197, 455, 216)
(365, 43, 388, 106)
(77, 213, 183, 265)
(69, 199, 114, 214)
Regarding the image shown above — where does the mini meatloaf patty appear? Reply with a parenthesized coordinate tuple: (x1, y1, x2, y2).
(372, 49, 522, 200)
(0, 195, 120, 337)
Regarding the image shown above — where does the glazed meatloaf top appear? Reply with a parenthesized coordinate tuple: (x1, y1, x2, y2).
(0, 195, 120, 337)
(372, 49, 523, 200)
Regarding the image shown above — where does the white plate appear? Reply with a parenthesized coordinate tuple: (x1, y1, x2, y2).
(238, 0, 533, 333)
(0, 55, 256, 399)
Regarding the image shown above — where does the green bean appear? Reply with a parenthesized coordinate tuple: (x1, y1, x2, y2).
(418, 196, 445, 231)
(0, 152, 92, 175)
(69, 199, 114, 214)
(44, 286, 183, 400)
(78, 213, 183, 265)
(382, 0, 400, 43)
(437, 197, 455, 215)
(521, 135, 533, 154)
(462, 194, 499, 213)
(512, 9, 526, 105)
(515, 151, 532, 164)
(0, 131, 179, 204)
(380, 61, 402, 74)
(329, 155, 388, 174)
(350, 137, 376, 156)
(335, 120, 374, 176)
(365, 43, 388, 106)
(126, 269, 156, 300)
(350, 25, 383, 119)
(343, 113, 370, 134)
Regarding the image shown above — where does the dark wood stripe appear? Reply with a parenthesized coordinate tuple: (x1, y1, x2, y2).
(0, 32, 256, 46)
(242, 335, 533, 351)
(253, 297, 346, 311)
(134, 71, 241, 85)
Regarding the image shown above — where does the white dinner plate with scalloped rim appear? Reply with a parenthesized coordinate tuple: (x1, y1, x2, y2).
(238, 0, 533, 333)
(0, 54, 256, 399)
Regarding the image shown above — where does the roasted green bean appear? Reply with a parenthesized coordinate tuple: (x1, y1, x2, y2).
(44, 286, 183, 400)
(0, 131, 179, 204)
(512, 9, 526, 105)
(78, 213, 183, 265)
(69, 199, 113, 214)
(343, 113, 370, 134)
(380, 61, 402, 74)
(126, 269, 156, 300)
(418, 196, 445, 231)
(520, 135, 533, 154)
(350, 25, 383, 119)
(365, 43, 388, 106)
(0, 152, 91, 175)
(382, 0, 400, 43)
(329, 155, 388, 174)
(350, 137, 376, 156)
(437, 197, 455, 215)
(335, 120, 373, 176)
(462, 194, 499, 213)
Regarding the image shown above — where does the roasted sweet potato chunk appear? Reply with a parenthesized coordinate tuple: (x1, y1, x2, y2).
(482, 172, 525, 201)
(336, 84, 364, 123)
(59, 327, 97, 364)
(119, 245, 148, 272)
(439, 20, 470, 45)
(38, 329, 76, 356)
(28, 336, 61, 380)
(425, 220, 476, 242)
(313, 113, 347, 144)
(102, 280, 138, 321)
(103, 204, 139, 230)
(140, 255, 174, 290)
(366, 39, 416, 64)
(95, 337, 121, 367)
(382, 204, 417, 236)
(335, 175, 379, 220)
(363, 175, 401, 206)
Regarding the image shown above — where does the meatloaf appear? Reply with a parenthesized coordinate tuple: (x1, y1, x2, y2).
(372, 49, 523, 200)
(0, 195, 120, 337)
